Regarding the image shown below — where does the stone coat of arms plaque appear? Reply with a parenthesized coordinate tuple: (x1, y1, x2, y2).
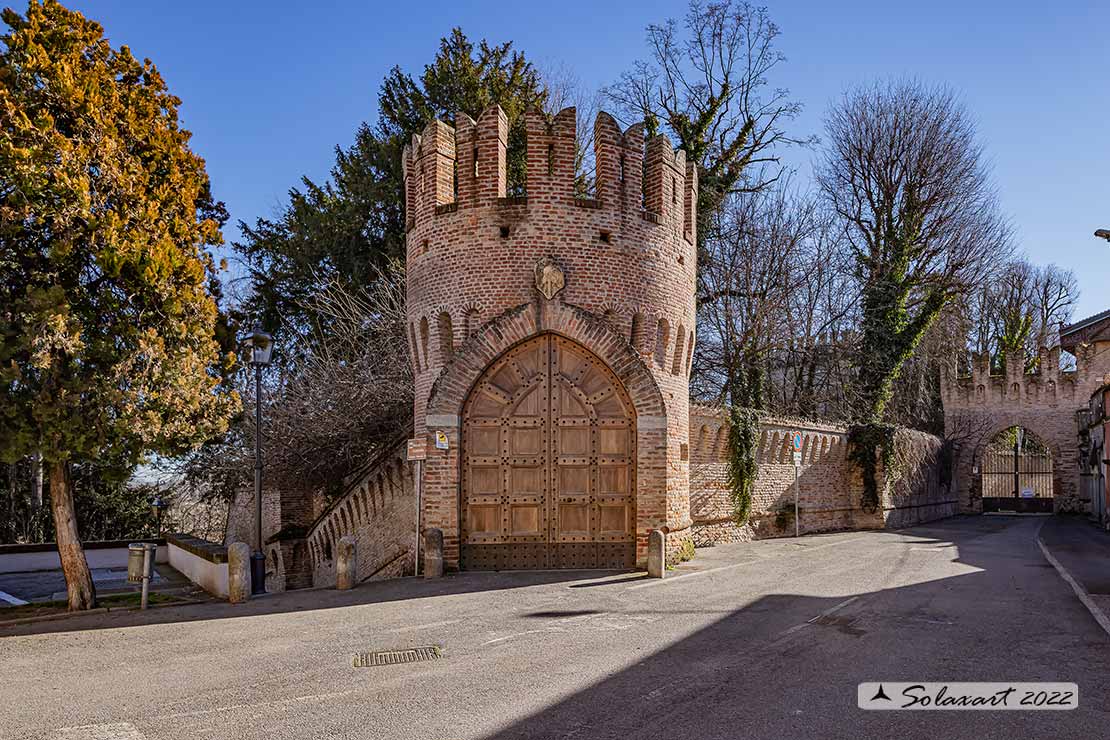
(535, 257, 565, 300)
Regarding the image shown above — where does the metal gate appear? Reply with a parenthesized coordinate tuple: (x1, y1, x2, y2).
(460, 334, 637, 570)
(979, 427, 1054, 513)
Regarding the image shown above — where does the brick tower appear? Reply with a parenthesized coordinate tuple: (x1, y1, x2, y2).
(403, 105, 696, 570)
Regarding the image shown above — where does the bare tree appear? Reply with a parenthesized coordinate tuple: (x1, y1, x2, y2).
(817, 79, 1014, 423)
(539, 62, 601, 196)
(166, 261, 413, 511)
(992, 260, 1036, 371)
(604, 0, 813, 251)
(693, 179, 856, 414)
(266, 260, 414, 493)
(771, 212, 857, 418)
(1030, 263, 1077, 350)
(883, 306, 966, 434)
(964, 283, 995, 362)
(956, 258, 1077, 375)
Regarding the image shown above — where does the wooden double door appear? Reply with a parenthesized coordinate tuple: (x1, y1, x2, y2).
(460, 334, 637, 570)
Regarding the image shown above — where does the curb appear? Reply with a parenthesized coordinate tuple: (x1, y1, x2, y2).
(1036, 521, 1110, 638)
(0, 598, 204, 629)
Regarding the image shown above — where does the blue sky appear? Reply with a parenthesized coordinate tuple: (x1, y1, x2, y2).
(60, 0, 1110, 320)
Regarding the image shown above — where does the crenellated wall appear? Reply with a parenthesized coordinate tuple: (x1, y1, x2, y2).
(944, 346, 1095, 411)
(403, 108, 697, 438)
(941, 340, 1110, 513)
(689, 406, 957, 543)
(404, 105, 697, 568)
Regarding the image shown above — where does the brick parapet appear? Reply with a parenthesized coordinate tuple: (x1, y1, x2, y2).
(305, 439, 416, 587)
(689, 409, 956, 543)
(942, 342, 1110, 412)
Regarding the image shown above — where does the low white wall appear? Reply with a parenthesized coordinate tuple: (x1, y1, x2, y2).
(0, 544, 169, 574)
(168, 543, 229, 599)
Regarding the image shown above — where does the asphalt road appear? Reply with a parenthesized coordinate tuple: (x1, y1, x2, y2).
(2, 515, 1107, 740)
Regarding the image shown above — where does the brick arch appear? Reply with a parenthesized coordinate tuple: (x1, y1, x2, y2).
(954, 416, 1073, 513)
(426, 300, 666, 421)
(971, 422, 1062, 464)
(422, 299, 671, 568)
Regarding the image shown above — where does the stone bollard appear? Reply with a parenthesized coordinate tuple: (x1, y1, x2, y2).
(423, 528, 444, 579)
(647, 529, 666, 578)
(336, 536, 357, 590)
(228, 542, 251, 604)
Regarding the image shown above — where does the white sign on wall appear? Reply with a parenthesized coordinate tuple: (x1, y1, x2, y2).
(406, 438, 426, 461)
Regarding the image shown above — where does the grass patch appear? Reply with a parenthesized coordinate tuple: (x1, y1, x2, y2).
(666, 538, 697, 569)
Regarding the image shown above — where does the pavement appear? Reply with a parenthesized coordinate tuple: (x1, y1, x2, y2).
(0, 565, 189, 607)
(1, 515, 1108, 740)
(0, 567, 169, 605)
(1038, 514, 1110, 632)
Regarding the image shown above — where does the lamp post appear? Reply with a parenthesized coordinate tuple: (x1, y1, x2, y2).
(243, 328, 273, 595)
(1096, 229, 1110, 243)
(150, 496, 166, 536)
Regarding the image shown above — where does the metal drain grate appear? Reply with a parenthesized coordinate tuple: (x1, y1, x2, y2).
(352, 645, 442, 668)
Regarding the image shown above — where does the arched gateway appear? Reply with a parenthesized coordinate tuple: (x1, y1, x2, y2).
(973, 426, 1056, 513)
(460, 334, 636, 569)
(942, 314, 1110, 515)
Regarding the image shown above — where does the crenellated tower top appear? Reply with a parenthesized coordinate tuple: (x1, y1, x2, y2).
(401, 105, 697, 244)
(402, 104, 699, 444)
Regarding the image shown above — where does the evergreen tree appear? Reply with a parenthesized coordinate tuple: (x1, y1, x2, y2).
(0, 0, 238, 609)
(236, 28, 545, 350)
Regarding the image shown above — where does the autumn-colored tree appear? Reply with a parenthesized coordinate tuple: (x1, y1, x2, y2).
(0, 0, 239, 609)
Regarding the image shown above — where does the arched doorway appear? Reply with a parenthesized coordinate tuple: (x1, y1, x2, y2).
(976, 426, 1054, 513)
(460, 333, 637, 570)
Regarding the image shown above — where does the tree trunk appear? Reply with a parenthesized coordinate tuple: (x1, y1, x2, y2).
(31, 452, 43, 541)
(6, 463, 16, 543)
(48, 460, 96, 610)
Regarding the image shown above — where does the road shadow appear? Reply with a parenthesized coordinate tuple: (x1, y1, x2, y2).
(470, 515, 1110, 739)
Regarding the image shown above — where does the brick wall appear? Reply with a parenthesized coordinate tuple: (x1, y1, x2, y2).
(224, 485, 287, 590)
(305, 440, 416, 588)
(689, 406, 957, 543)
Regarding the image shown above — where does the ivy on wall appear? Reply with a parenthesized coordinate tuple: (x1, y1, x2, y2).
(726, 406, 760, 524)
(847, 423, 897, 514)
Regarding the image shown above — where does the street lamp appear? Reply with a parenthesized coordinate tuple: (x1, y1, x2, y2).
(243, 327, 273, 595)
(150, 495, 167, 536)
(1096, 229, 1110, 242)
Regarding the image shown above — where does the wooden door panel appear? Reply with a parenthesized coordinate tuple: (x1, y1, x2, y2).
(596, 501, 630, 539)
(467, 466, 500, 496)
(462, 334, 636, 569)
